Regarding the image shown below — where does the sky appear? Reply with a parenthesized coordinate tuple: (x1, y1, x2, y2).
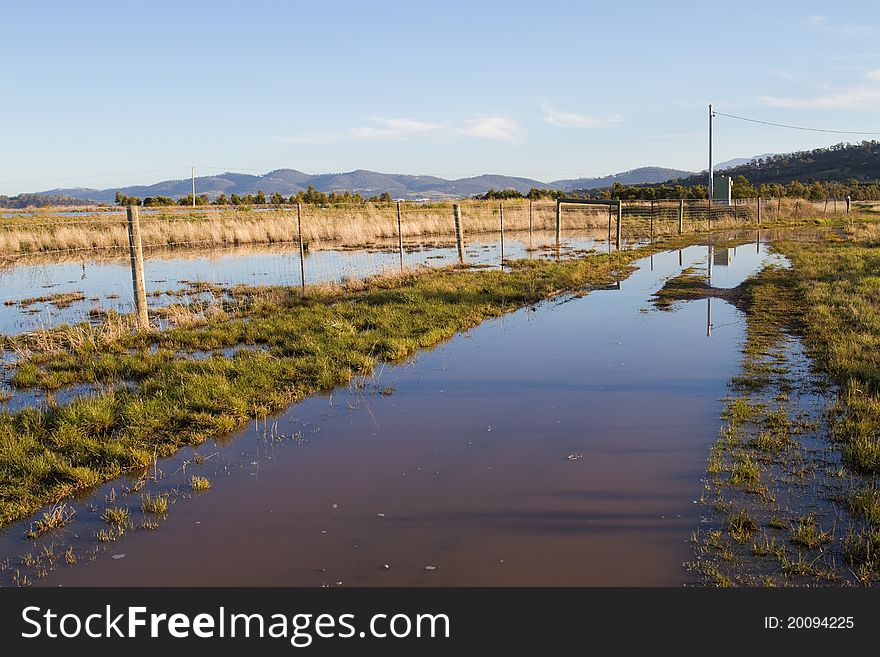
(2, 0, 880, 195)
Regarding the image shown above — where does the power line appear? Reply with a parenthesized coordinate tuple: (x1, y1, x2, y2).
(712, 111, 880, 136)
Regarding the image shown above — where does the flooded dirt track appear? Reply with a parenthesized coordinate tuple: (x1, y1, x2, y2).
(2, 242, 784, 586)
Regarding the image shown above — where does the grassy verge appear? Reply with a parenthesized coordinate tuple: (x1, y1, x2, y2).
(0, 235, 705, 527)
(679, 229, 880, 585)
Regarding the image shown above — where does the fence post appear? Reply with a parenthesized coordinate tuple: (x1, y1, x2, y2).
(453, 203, 464, 263)
(499, 202, 504, 265)
(707, 198, 712, 231)
(678, 199, 684, 234)
(824, 199, 828, 218)
(757, 197, 761, 225)
(528, 199, 533, 235)
(297, 203, 306, 297)
(615, 200, 622, 251)
(555, 199, 561, 244)
(650, 200, 654, 236)
(126, 205, 149, 330)
(396, 201, 403, 270)
(734, 197, 739, 221)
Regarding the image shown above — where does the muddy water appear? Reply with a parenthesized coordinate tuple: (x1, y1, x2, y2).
(0, 242, 785, 587)
(0, 229, 633, 336)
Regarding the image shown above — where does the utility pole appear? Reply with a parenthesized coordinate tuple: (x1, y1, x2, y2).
(708, 104, 714, 202)
(191, 165, 196, 207)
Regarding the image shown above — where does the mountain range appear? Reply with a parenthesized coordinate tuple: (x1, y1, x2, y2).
(31, 166, 695, 205)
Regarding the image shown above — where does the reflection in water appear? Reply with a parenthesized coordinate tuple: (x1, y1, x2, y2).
(0, 230, 632, 336)
(2, 244, 788, 586)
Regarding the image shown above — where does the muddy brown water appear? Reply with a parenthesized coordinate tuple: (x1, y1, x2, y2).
(1, 241, 786, 586)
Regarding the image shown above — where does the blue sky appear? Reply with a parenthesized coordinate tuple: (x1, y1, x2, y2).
(2, 0, 879, 194)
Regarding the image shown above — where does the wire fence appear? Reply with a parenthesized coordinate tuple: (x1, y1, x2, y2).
(0, 197, 861, 338)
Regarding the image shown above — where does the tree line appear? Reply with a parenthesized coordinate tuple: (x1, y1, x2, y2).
(574, 177, 880, 201)
(115, 186, 395, 207)
(478, 188, 567, 200)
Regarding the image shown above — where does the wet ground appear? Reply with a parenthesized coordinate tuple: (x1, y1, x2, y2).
(0, 241, 788, 586)
(0, 229, 636, 336)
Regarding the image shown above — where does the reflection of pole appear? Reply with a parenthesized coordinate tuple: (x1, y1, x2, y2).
(678, 249, 682, 266)
(453, 203, 464, 263)
(615, 200, 622, 251)
(708, 244, 713, 283)
(397, 201, 404, 271)
(707, 297, 712, 337)
(297, 203, 306, 298)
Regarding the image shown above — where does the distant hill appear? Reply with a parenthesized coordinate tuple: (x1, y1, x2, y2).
(19, 143, 876, 206)
(553, 166, 694, 190)
(20, 165, 695, 205)
(661, 141, 880, 188)
(714, 153, 778, 170)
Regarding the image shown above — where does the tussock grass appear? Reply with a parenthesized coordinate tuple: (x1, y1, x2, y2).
(101, 506, 130, 527)
(25, 502, 74, 540)
(189, 476, 211, 492)
(140, 493, 169, 515)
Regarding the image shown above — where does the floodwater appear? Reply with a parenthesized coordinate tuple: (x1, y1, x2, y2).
(0, 229, 637, 336)
(0, 240, 787, 586)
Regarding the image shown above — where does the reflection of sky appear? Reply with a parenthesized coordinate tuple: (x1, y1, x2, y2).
(0, 230, 639, 335)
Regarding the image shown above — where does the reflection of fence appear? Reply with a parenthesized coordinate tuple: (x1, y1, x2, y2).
(0, 196, 858, 335)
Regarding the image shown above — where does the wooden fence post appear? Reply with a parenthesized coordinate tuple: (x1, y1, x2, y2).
(126, 205, 149, 330)
(615, 200, 622, 250)
(757, 197, 761, 225)
(499, 202, 504, 265)
(396, 201, 403, 270)
(555, 199, 561, 244)
(650, 200, 654, 236)
(528, 199, 533, 235)
(297, 203, 306, 297)
(453, 203, 464, 263)
(678, 199, 684, 234)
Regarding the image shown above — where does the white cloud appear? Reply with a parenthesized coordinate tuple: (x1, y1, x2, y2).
(759, 70, 880, 110)
(276, 115, 519, 144)
(805, 15, 880, 37)
(456, 117, 519, 141)
(542, 105, 622, 128)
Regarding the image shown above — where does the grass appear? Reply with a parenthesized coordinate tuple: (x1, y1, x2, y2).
(0, 233, 715, 527)
(0, 198, 864, 258)
(101, 506, 130, 527)
(790, 514, 832, 549)
(728, 509, 758, 543)
(190, 476, 211, 492)
(140, 492, 169, 515)
(25, 502, 74, 539)
(689, 225, 880, 585)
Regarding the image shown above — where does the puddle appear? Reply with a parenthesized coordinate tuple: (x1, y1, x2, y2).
(0, 229, 636, 336)
(0, 242, 789, 586)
